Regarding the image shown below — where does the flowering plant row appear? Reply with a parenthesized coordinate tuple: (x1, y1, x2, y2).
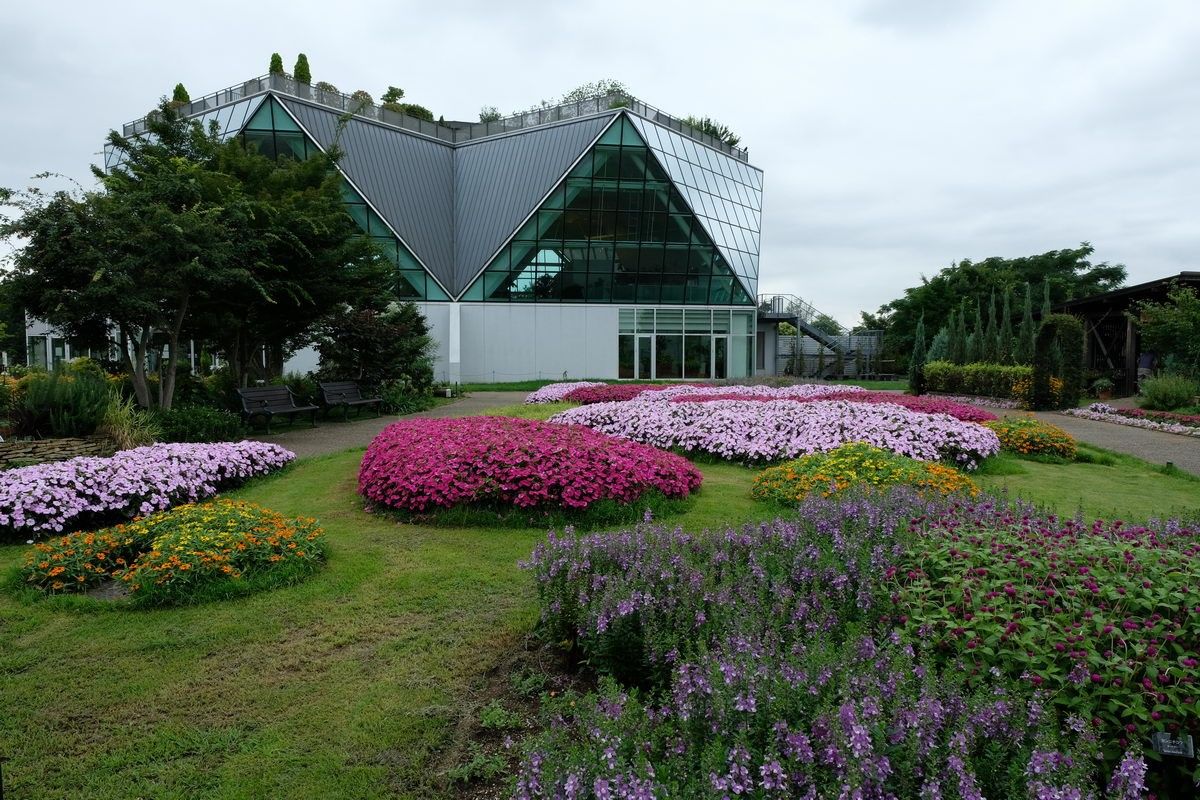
(357, 417, 702, 514)
(927, 392, 1022, 410)
(1064, 404, 1200, 438)
(889, 505, 1200, 761)
(560, 383, 674, 405)
(984, 415, 1078, 460)
(751, 443, 979, 504)
(524, 381, 605, 403)
(21, 500, 325, 605)
(517, 492, 1164, 797)
(551, 398, 1001, 467)
(0, 442, 295, 541)
(676, 389, 997, 422)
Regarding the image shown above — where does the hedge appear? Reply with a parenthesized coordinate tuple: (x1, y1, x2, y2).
(922, 360, 1031, 399)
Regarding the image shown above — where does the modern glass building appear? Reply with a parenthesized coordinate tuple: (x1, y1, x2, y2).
(108, 74, 765, 382)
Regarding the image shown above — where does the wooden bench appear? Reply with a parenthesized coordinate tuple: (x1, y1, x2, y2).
(236, 386, 319, 433)
(318, 380, 383, 421)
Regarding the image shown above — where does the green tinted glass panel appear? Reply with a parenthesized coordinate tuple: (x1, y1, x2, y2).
(462, 113, 753, 305)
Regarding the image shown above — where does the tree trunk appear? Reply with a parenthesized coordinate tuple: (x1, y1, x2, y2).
(160, 296, 189, 411)
(119, 325, 151, 408)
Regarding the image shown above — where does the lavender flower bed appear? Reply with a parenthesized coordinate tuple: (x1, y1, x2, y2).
(517, 492, 1158, 798)
(1064, 403, 1200, 438)
(525, 381, 606, 404)
(0, 442, 295, 540)
(551, 398, 1000, 468)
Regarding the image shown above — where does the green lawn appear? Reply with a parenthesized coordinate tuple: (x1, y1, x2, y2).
(2, 427, 1197, 798)
(0, 452, 769, 800)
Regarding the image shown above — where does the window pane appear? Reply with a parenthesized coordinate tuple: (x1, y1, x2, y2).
(714, 336, 728, 379)
(636, 309, 655, 332)
(685, 335, 712, 379)
(660, 275, 685, 304)
(685, 309, 711, 333)
(655, 308, 683, 333)
(655, 335, 683, 379)
(619, 334, 635, 379)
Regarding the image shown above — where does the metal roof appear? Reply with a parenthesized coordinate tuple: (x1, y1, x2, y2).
(452, 115, 615, 296)
(279, 97, 456, 284)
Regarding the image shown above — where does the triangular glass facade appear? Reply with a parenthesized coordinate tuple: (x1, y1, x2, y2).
(628, 116, 762, 296)
(240, 98, 449, 301)
(461, 115, 754, 305)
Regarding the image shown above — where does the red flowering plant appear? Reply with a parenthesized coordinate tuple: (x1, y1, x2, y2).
(888, 506, 1200, 764)
(561, 384, 678, 405)
(357, 417, 702, 524)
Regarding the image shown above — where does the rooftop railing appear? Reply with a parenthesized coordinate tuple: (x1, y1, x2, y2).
(122, 74, 751, 162)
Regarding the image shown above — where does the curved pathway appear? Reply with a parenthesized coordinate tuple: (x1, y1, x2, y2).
(1018, 410, 1200, 476)
(251, 391, 528, 460)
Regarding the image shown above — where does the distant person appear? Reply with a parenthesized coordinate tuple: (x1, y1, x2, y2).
(1137, 351, 1156, 390)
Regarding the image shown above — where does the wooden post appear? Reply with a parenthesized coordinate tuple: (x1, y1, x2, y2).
(1124, 316, 1137, 393)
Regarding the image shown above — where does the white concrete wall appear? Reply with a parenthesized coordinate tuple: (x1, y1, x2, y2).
(458, 304, 619, 382)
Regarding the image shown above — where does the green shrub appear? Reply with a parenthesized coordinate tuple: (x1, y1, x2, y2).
(273, 372, 319, 406)
(97, 392, 161, 450)
(1140, 372, 1199, 411)
(1033, 314, 1085, 409)
(13, 369, 111, 438)
(379, 379, 435, 415)
(153, 406, 246, 443)
(923, 360, 1031, 399)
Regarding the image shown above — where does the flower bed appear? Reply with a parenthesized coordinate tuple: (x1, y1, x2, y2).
(560, 383, 674, 405)
(889, 507, 1200, 759)
(752, 443, 979, 503)
(21, 499, 325, 605)
(927, 392, 1022, 410)
(551, 398, 1000, 467)
(676, 389, 997, 422)
(0, 442, 295, 541)
(524, 381, 605, 404)
(1064, 403, 1200, 438)
(357, 417, 702, 515)
(985, 415, 1078, 460)
(517, 491, 1170, 796)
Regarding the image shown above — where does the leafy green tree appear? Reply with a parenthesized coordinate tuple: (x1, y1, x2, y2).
(2, 102, 249, 408)
(560, 79, 629, 104)
(479, 106, 502, 123)
(947, 307, 967, 365)
(909, 315, 926, 395)
(982, 291, 999, 362)
(313, 303, 434, 391)
(171, 83, 190, 104)
(269, 53, 285, 75)
(195, 134, 394, 386)
(965, 300, 983, 363)
(1131, 285, 1200, 377)
(381, 86, 405, 104)
(998, 287, 1014, 364)
(293, 53, 311, 84)
(926, 325, 950, 362)
(1041, 281, 1052, 320)
(860, 243, 1124, 371)
(1015, 283, 1036, 364)
(382, 102, 434, 122)
(681, 116, 742, 148)
(809, 313, 844, 337)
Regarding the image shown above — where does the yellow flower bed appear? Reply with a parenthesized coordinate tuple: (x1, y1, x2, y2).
(1011, 375, 1063, 409)
(22, 500, 324, 605)
(751, 443, 979, 505)
(983, 415, 1077, 461)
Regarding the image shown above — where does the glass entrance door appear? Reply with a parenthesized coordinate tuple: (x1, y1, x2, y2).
(637, 335, 653, 380)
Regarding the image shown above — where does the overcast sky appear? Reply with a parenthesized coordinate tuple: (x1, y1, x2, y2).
(2, 0, 1197, 325)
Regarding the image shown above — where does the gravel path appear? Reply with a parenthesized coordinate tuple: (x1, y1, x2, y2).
(251, 391, 529, 460)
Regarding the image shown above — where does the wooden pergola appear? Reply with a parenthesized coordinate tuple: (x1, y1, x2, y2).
(1056, 271, 1199, 394)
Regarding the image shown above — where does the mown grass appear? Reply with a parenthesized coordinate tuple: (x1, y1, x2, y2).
(0, 450, 767, 800)
(974, 444, 1200, 521)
